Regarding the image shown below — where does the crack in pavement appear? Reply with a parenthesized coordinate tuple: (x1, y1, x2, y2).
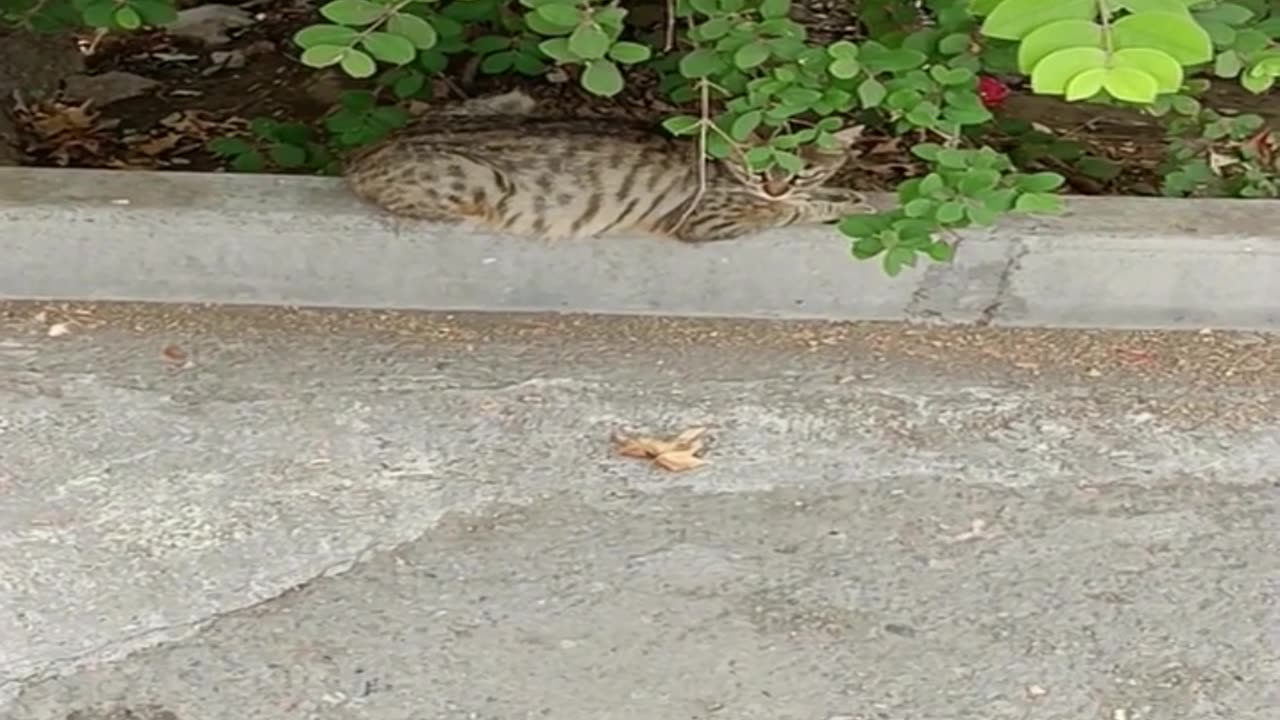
(976, 238, 1029, 327)
(0, 535, 396, 702)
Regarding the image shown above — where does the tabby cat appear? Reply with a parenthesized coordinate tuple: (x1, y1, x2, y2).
(344, 91, 869, 243)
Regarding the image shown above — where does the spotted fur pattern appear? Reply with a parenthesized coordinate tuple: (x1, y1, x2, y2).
(344, 93, 869, 242)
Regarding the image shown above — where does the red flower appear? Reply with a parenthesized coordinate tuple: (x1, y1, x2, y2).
(977, 75, 1011, 109)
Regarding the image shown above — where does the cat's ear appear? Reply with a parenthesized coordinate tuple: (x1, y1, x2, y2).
(831, 124, 865, 146)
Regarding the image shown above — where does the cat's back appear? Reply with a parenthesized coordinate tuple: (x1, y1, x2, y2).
(345, 112, 704, 239)
(347, 114, 684, 174)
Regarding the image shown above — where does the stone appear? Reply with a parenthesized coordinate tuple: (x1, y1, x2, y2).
(62, 71, 161, 106)
(162, 4, 256, 46)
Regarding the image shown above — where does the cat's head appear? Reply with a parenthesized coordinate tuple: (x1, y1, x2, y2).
(725, 124, 864, 199)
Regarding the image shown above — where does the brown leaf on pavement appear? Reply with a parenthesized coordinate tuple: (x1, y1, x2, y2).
(613, 426, 710, 472)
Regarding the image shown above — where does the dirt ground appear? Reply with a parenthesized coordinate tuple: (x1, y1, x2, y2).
(8, 0, 1279, 195)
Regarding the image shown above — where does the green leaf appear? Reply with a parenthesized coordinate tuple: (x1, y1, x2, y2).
(936, 149, 969, 168)
(1077, 156, 1120, 181)
(735, 41, 771, 70)
(1214, 50, 1244, 77)
(1014, 192, 1065, 213)
(294, 24, 360, 48)
(935, 201, 966, 224)
(860, 43, 927, 72)
(1016, 20, 1103, 73)
(1195, 2, 1255, 25)
(827, 40, 859, 60)
(569, 22, 610, 60)
(581, 59, 624, 96)
(340, 48, 378, 78)
(981, 0, 1098, 41)
(431, 14, 464, 39)
(608, 41, 651, 64)
(851, 236, 884, 259)
(524, 10, 573, 35)
(731, 110, 762, 141)
(958, 168, 1001, 195)
(932, 66, 975, 86)
(81, 0, 118, 28)
(779, 87, 822, 107)
(662, 115, 701, 136)
(857, 77, 887, 107)
(393, 71, 425, 98)
(320, 0, 384, 26)
(129, 0, 177, 25)
(695, 17, 732, 41)
(1065, 67, 1107, 100)
(679, 48, 726, 78)
(773, 149, 804, 173)
(114, 5, 142, 29)
(539, 37, 574, 61)
(882, 247, 916, 277)
(966, 204, 1001, 225)
(760, 0, 790, 20)
(208, 136, 254, 157)
(513, 52, 546, 76)
(300, 44, 347, 68)
(1170, 93, 1200, 115)
(904, 198, 937, 217)
(1117, 0, 1192, 14)
(926, 242, 955, 262)
(1200, 19, 1237, 45)
(1111, 48, 1183, 92)
(480, 50, 514, 73)
(1102, 65, 1160, 102)
(938, 32, 971, 55)
(1111, 12, 1214, 65)
(911, 143, 942, 161)
(534, 3, 581, 27)
(386, 13, 438, 50)
(919, 172, 945, 196)
(269, 143, 308, 169)
(1016, 172, 1066, 192)
(745, 146, 774, 170)
(829, 57, 860, 79)
(231, 150, 266, 173)
(1240, 70, 1275, 93)
(471, 35, 511, 54)
(1232, 29, 1270, 54)
(839, 213, 893, 237)
(362, 32, 416, 65)
(1030, 46, 1107, 94)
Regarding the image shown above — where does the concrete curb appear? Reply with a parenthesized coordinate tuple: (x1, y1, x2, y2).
(2, 167, 1277, 331)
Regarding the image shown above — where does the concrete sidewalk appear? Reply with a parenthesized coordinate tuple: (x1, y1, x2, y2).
(1, 303, 1277, 720)
(2, 167, 1279, 332)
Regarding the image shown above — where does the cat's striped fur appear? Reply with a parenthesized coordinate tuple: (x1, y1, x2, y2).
(343, 91, 870, 242)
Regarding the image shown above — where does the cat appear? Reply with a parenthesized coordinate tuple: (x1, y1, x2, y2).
(343, 90, 870, 242)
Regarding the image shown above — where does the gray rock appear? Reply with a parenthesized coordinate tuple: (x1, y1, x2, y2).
(61, 71, 161, 106)
(162, 4, 256, 46)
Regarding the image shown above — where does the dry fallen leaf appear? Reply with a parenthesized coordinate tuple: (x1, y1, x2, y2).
(134, 133, 185, 156)
(47, 322, 73, 338)
(613, 426, 710, 472)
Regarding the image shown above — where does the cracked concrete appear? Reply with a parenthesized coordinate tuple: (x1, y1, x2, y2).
(1, 303, 1277, 720)
(975, 239, 1030, 327)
